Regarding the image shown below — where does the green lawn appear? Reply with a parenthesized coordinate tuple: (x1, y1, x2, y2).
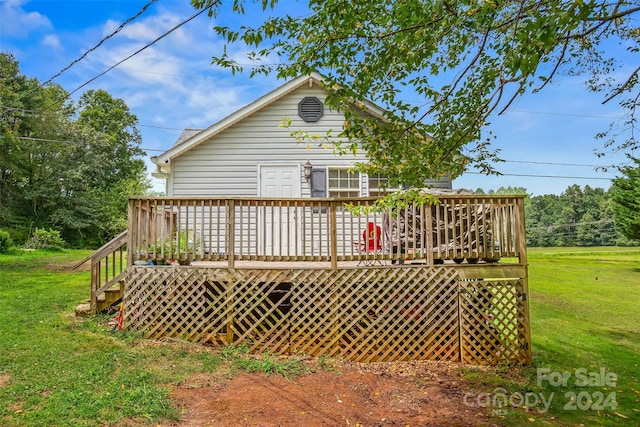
(0, 250, 226, 426)
(524, 247, 640, 426)
(470, 247, 640, 426)
(0, 248, 638, 426)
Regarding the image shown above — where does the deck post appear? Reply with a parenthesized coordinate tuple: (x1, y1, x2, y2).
(515, 196, 532, 365)
(127, 199, 135, 268)
(227, 199, 235, 269)
(457, 281, 463, 363)
(329, 200, 338, 269)
(425, 203, 434, 266)
(226, 278, 235, 345)
(90, 262, 99, 313)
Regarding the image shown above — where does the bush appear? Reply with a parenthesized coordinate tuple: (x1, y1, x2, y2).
(0, 229, 13, 253)
(24, 228, 66, 250)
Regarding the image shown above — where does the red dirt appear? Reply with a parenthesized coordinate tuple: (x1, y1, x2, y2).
(167, 359, 495, 427)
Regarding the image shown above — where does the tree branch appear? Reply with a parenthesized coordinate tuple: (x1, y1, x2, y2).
(602, 65, 640, 104)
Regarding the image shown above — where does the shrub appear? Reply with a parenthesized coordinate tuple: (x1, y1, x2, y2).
(24, 228, 66, 250)
(0, 229, 13, 253)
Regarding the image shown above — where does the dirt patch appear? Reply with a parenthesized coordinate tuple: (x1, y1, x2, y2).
(44, 260, 90, 272)
(0, 374, 9, 388)
(167, 360, 494, 427)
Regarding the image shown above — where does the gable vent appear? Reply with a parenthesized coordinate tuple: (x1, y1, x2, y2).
(298, 96, 324, 122)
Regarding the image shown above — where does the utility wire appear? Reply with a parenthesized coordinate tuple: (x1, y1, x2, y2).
(501, 159, 616, 168)
(5, 0, 158, 108)
(14, 134, 623, 179)
(465, 171, 615, 180)
(510, 109, 621, 120)
(43, 0, 158, 87)
(59, 4, 215, 103)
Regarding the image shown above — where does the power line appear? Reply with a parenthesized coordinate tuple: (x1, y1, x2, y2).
(138, 124, 184, 131)
(17, 136, 164, 153)
(466, 171, 615, 180)
(42, 0, 158, 87)
(527, 219, 614, 230)
(10, 135, 626, 178)
(5, 0, 158, 109)
(2, 107, 185, 132)
(60, 4, 214, 102)
(501, 159, 616, 168)
(510, 109, 621, 120)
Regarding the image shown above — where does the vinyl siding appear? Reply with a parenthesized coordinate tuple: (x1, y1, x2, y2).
(169, 85, 363, 197)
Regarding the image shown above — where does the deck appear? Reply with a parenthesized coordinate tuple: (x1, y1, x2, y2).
(84, 194, 531, 365)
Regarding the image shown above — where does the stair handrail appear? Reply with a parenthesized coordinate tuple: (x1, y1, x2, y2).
(73, 230, 128, 271)
(75, 230, 128, 313)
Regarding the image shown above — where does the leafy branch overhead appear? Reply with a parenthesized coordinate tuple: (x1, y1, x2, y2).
(193, 0, 639, 186)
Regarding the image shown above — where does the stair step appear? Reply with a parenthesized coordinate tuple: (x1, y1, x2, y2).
(96, 288, 123, 313)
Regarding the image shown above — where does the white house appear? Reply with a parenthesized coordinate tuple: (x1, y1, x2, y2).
(151, 72, 451, 199)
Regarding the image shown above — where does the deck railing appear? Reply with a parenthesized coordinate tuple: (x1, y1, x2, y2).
(127, 195, 527, 268)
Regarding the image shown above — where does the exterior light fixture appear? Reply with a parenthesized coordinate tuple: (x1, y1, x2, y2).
(304, 160, 313, 182)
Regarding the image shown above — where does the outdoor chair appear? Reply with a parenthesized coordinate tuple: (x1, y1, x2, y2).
(354, 221, 383, 266)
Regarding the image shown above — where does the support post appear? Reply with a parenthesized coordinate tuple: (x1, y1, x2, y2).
(330, 200, 338, 269)
(425, 203, 434, 266)
(227, 199, 235, 268)
(515, 196, 532, 365)
(127, 198, 135, 268)
(226, 278, 235, 345)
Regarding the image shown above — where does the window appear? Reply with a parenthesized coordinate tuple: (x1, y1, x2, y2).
(368, 173, 401, 197)
(328, 168, 360, 197)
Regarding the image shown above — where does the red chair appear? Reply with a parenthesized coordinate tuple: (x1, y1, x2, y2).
(354, 222, 383, 265)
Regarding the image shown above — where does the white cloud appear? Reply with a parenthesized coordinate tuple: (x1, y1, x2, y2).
(0, 0, 51, 37)
(42, 34, 61, 50)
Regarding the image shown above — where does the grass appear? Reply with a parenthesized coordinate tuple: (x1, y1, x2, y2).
(462, 247, 640, 426)
(0, 249, 308, 426)
(1, 247, 638, 426)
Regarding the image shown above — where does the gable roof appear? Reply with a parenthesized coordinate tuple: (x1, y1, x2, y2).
(151, 71, 385, 166)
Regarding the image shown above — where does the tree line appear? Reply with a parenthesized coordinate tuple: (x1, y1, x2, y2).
(476, 184, 638, 247)
(0, 52, 150, 248)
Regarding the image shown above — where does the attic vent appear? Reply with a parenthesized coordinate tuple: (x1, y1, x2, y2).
(298, 97, 324, 122)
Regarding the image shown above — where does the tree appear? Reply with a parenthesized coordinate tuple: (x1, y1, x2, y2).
(610, 157, 640, 241)
(0, 53, 149, 247)
(524, 185, 618, 247)
(193, 0, 639, 185)
(0, 52, 76, 240)
(75, 90, 150, 244)
(77, 90, 146, 188)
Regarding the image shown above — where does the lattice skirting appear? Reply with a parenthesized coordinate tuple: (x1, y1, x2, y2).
(122, 266, 531, 365)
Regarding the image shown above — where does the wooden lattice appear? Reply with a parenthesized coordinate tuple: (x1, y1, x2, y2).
(459, 279, 529, 365)
(122, 266, 530, 365)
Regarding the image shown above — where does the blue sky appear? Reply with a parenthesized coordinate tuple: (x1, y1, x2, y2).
(1, 0, 634, 195)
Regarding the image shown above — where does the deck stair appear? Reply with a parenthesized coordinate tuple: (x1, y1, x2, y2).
(73, 231, 128, 316)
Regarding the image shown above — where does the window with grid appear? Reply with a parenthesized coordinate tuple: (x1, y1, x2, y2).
(368, 173, 401, 197)
(328, 168, 360, 197)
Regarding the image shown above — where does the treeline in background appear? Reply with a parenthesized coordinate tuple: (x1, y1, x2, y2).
(476, 185, 637, 247)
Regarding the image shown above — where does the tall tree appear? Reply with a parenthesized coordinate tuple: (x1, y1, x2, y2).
(0, 53, 75, 238)
(0, 53, 149, 246)
(193, 0, 639, 184)
(610, 157, 640, 241)
(77, 89, 147, 188)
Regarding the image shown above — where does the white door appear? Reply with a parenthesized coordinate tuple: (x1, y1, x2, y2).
(259, 165, 300, 256)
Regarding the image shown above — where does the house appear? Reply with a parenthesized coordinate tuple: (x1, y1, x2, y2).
(151, 72, 451, 199)
(75, 73, 531, 366)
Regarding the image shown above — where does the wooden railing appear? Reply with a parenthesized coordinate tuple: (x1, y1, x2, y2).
(74, 230, 128, 312)
(127, 195, 527, 268)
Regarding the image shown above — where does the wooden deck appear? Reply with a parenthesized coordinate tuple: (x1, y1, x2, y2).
(84, 194, 531, 365)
